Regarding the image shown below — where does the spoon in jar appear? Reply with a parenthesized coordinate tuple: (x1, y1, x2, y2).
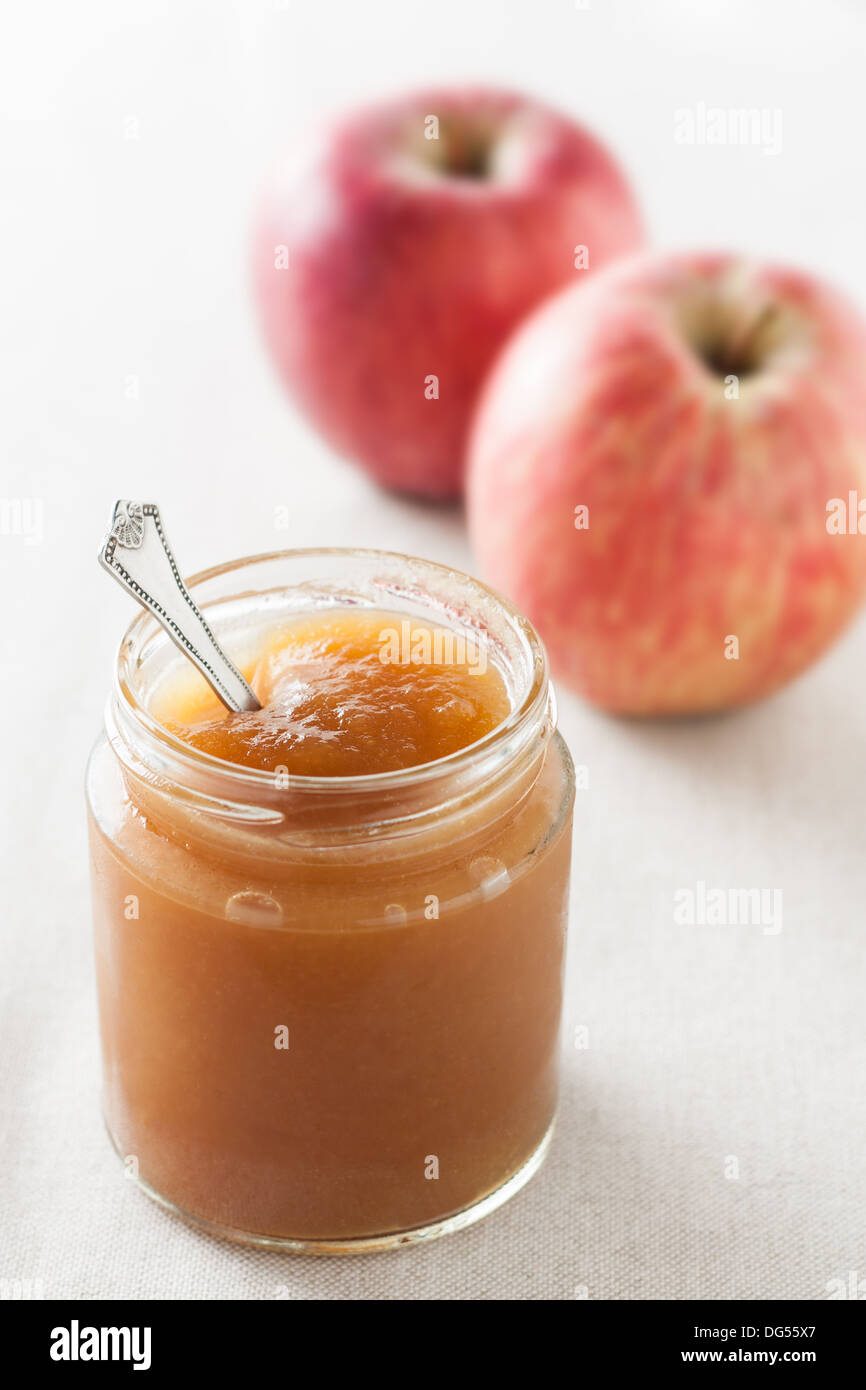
(98, 499, 262, 713)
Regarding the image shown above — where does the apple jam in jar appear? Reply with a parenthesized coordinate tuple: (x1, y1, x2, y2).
(86, 549, 574, 1251)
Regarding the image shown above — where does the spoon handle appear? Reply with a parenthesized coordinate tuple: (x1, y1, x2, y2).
(98, 500, 262, 713)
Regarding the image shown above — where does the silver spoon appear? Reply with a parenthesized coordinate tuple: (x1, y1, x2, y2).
(98, 499, 262, 713)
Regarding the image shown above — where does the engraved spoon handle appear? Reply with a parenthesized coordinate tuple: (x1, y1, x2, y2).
(98, 500, 262, 713)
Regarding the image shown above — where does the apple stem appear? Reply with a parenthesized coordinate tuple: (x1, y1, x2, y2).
(723, 301, 778, 374)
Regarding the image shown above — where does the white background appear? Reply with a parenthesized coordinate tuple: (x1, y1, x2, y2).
(2, 0, 865, 1300)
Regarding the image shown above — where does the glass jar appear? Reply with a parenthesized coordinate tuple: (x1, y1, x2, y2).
(86, 548, 574, 1252)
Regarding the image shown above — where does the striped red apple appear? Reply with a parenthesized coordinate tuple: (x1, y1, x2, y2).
(468, 252, 866, 713)
(254, 87, 643, 499)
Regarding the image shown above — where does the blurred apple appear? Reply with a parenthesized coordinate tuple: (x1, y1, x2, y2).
(468, 252, 866, 714)
(253, 87, 643, 498)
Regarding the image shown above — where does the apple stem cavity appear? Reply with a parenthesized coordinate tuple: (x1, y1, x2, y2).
(694, 298, 782, 380)
(719, 301, 780, 376)
(423, 118, 495, 180)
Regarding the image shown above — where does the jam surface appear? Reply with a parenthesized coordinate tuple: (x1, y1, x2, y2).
(162, 609, 510, 777)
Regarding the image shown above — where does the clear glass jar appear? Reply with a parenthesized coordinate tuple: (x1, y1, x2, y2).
(86, 549, 574, 1252)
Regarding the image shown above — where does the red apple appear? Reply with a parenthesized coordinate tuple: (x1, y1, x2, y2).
(468, 252, 866, 714)
(253, 87, 643, 498)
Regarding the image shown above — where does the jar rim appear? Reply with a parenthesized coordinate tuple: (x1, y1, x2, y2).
(110, 545, 551, 800)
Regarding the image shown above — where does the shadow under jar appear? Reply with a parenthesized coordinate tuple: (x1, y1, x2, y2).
(86, 549, 575, 1252)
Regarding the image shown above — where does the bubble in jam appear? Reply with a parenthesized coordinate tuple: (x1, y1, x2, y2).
(225, 891, 284, 928)
(158, 608, 511, 778)
(468, 856, 511, 897)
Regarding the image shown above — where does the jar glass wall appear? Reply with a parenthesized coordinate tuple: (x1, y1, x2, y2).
(86, 549, 574, 1251)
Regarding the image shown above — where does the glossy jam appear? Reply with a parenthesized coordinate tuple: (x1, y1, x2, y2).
(87, 573, 574, 1249)
(162, 610, 511, 777)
